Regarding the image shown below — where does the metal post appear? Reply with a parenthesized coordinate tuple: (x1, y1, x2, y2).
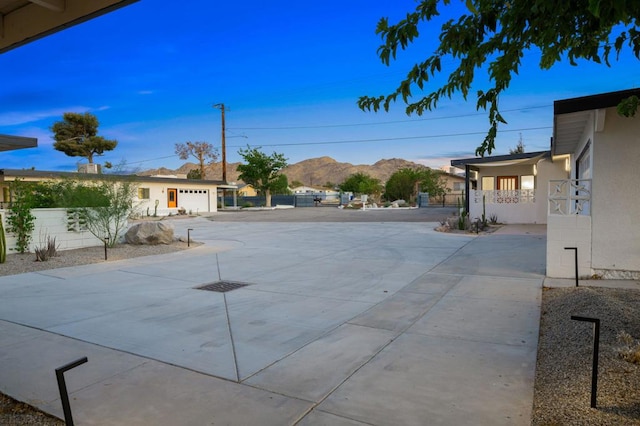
(564, 247, 578, 286)
(104, 238, 109, 261)
(55, 357, 88, 426)
(571, 316, 600, 408)
(187, 228, 193, 247)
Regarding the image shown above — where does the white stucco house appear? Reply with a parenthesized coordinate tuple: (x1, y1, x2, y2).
(451, 150, 567, 224)
(0, 169, 237, 216)
(546, 88, 640, 279)
(451, 88, 640, 280)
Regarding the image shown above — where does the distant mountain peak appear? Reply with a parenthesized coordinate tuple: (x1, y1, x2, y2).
(139, 156, 429, 185)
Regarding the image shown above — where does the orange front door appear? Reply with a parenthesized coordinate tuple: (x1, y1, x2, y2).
(167, 188, 177, 208)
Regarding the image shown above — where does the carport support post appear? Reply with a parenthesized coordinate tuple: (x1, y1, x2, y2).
(564, 247, 578, 287)
(55, 356, 88, 426)
(464, 165, 471, 213)
(571, 316, 600, 408)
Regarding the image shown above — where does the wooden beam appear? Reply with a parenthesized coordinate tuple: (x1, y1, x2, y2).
(29, 0, 66, 13)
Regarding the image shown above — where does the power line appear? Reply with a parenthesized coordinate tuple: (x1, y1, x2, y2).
(229, 105, 549, 130)
(226, 126, 553, 149)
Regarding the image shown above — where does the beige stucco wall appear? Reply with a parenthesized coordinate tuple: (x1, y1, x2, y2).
(590, 110, 640, 276)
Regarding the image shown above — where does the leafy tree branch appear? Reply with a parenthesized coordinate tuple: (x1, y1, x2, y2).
(358, 0, 640, 156)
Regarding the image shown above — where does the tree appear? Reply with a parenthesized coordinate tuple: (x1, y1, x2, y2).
(175, 141, 218, 180)
(339, 172, 383, 200)
(51, 112, 117, 164)
(75, 177, 138, 247)
(237, 146, 288, 207)
(385, 168, 446, 202)
(271, 174, 292, 195)
(358, 1, 640, 156)
(187, 169, 202, 180)
(509, 134, 526, 155)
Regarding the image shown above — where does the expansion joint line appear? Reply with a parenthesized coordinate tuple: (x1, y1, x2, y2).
(217, 253, 240, 382)
(223, 293, 241, 382)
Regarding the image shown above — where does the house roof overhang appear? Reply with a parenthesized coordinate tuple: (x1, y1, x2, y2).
(0, 168, 237, 188)
(451, 151, 550, 172)
(0, 0, 138, 54)
(552, 88, 640, 156)
(0, 134, 37, 151)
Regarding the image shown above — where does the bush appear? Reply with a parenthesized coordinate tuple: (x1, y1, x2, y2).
(34, 235, 59, 262)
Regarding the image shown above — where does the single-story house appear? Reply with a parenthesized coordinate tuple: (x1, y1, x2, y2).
(237, 183, 258, 197)
(451, 88, 640, 279)
(547, 88, 640, 279)
(291, 186, 340, 201)
(0, 169, 237, 216)
(451, 151, 567, 224)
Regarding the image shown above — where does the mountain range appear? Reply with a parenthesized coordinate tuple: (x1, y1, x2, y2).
(139, 156, 432, 187)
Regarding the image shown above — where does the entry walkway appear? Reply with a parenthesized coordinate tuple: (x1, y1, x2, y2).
(0, 219, 545, 425)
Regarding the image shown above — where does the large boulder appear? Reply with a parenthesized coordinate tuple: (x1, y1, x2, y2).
(125, 222, 174, 245)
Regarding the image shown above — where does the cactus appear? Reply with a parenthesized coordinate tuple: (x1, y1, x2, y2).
(482, 194, 487, 227)
(0, 215, 6, 264)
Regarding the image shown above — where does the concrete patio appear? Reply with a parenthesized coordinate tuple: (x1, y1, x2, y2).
(0, 215, 546, 425)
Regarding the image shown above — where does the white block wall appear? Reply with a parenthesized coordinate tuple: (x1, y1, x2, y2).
(546, 214, 592, 278)
(1, 208, 109, 253)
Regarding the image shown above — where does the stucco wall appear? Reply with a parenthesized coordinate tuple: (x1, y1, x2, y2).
(471, 157, 565, 224)
(546, 214, 592, 278)
(136, 182, 217, 216)
(1, 208, 105, 253)
(590, 110, 640, 275)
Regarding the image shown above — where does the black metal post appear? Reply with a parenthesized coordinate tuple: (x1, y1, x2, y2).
(571, 316, 600, 408)
(187, 228, 193, 247)
(564, 247, 578, 287)
(104, 238, 109, 261)
(55, 357, 88, 426)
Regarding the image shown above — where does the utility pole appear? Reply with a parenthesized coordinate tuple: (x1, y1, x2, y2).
(213, 103, 227, 182)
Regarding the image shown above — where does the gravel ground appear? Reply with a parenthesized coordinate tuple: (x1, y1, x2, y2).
(0, 240, 195, 277)
(532, 286, 640, 425)
(1, 230, 639, 424)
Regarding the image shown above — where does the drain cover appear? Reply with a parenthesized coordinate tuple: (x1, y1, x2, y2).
(195, 281, 250, 293)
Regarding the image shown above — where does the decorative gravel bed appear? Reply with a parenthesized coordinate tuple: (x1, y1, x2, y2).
(532, 286, 640, 425)
(0, 241, 197, 277)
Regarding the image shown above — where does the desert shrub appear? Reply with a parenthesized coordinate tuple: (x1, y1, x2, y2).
(617, 331, 640, 364)
(34, 235, 59, 262)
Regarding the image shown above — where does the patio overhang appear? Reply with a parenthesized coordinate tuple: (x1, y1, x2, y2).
(451, 151, 550, 172)
(552, 88, 640, 156)
(0, 0, 138, 54)
(0, 134, 37, 151)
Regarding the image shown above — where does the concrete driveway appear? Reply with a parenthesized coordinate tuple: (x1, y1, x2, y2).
(0, 209, 545, 425)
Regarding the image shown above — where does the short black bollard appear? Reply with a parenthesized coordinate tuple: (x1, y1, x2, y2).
(571, 316, 600, 408)
(187, 228, 193, 247)
(55, 356, 88, 426)
(104, 237, 109, 261)
(564, 247, 578, 287)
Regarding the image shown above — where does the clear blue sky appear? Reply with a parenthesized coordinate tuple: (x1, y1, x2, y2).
(1, 0, 639, 174)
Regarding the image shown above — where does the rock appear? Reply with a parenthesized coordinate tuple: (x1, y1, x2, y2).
(125, 222, 174, 245)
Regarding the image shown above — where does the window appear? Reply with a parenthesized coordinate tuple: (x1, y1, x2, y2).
(138, 188, 150, 199)
(481, 176, 495, 190)
(453, 182, 464, 191)
(521, 175, 535, 190)
(497, 176, 518, 190)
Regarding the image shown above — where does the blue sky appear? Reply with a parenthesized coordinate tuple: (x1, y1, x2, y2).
(1, 0, 639, 174)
